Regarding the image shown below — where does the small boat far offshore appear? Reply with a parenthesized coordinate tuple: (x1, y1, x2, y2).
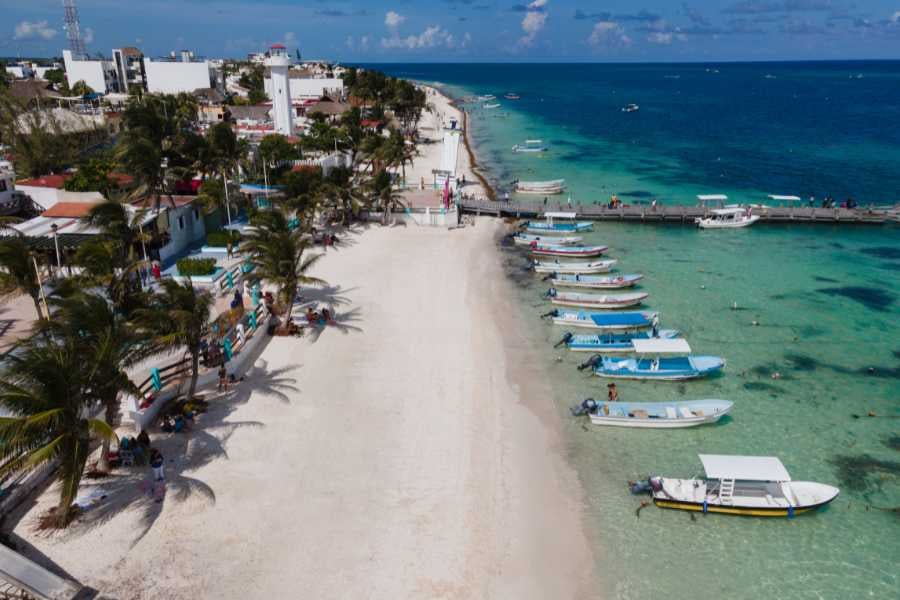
(634, 454, 840, 517)
(512, 139, 548, 153)
(622, 103, 640, 113)
(483, 102, 501, 109)
(515, 179, 566, 195)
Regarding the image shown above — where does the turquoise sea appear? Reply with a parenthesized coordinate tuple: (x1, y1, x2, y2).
(371, 63, 900, 599)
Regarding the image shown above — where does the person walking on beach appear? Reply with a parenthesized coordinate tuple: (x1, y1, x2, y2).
(226, 240, 234, 260)
(218, 364, 228, 392)
(150, 448, 164, 481)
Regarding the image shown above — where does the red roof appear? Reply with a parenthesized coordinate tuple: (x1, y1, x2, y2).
(17, 174, 71, 189)
(361, 119, 383, 128)
(270, 43, 286, 49)
(108, 172, 134, 186)
(41, 202, 100, 218)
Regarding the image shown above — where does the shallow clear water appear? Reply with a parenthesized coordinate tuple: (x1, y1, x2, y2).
(372, 63, 900, 598)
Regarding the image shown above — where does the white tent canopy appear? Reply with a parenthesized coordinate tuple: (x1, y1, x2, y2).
(542, 211, 577, 219)
(712, 207, 747, 216)
(699, 454, 792, 482)
(697, 194, 728, 201)
(631, 338, 691, 355)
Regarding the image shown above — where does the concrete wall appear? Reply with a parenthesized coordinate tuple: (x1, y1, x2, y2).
(143, 58, 212, 94)
(264, 77, 344, 100)
(15, 187, 103, 211)
(62, 50, 113, 93)
(159, 204, 206, 264)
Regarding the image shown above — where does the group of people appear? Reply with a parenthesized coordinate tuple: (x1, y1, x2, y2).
(305, 306, 336, 327)
(809, 195, 857, 209)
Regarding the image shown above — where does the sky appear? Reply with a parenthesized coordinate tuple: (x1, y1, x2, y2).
(2, 0, 899, 62)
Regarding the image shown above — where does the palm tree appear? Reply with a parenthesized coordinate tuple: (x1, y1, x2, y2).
(374, 183, 407, 226)
(0, 336, 117, 527)
(40, 292, 147, 472)
(0, 234, 45, 320)
(242, 211, 325, 325)
(85, 197, 151, 266)
(135, 279, 214, 401)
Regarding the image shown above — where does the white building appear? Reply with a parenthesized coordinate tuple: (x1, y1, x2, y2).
(264, 44, 293, 136)
(143, 52, 217, 94)
(264, 75, 344, 101)
(62, 50, 119, 93)
(5, 64, 35, 79)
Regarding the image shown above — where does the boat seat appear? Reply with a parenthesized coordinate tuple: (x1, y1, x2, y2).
(665, 407, 677, 419)
(678, 407, 694, 418)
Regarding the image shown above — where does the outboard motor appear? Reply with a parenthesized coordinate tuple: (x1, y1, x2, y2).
(577, 354, 602, 371)
(541, 272, 556, 282)
(570, 397, 598, 416)
(545, 287, 558, 298)
(629, 476, 662, 495)
(539, 309, 559, 319)
(554, 332, 573, 348)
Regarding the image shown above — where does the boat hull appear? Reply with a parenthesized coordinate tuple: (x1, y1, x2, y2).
(550, 311, 656, 331)
(595, 356, 726, 380)
(652, 499, 829, 516)
(533, 260, 616, 274)
(550, 293, 648, 309)
(566, 330, 679, 353)
(525, 221, 593, 233)
(696, 215, 761, 229)
(531, 246, 607, 258)
(550, 275, 642, 289)
(514, 235, 581, 246)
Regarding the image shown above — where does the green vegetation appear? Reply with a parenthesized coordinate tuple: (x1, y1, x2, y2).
(237, 64, 267, 104)
(176, 257, 217, 276)
(63, 156, 116, 195)
(206, 230, 241, 247)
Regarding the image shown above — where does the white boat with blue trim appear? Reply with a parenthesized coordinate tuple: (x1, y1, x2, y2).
(524, 211, 590, 232)
(591, 338, 725, 380)
(530, 243, 608, 258)
(545, 309, 658, 331)
(557, 329, 679, 353)
(546, 288, 648, 309)
(548, 273, 643, 289)
(532, 259, 617, 274)
(513, 233, 582, 246)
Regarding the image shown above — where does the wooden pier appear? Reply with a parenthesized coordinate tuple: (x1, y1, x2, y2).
(459, 199, 898, 225)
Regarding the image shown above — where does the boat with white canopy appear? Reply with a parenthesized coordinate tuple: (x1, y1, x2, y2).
(548, 273, 643, 289)
(572, 399, 732, 428)
(524, 211, 592, 233)
(696, 207, 760, 229)
(557, 329, 680, 353)
(530, 243, 607, 258)
(516, 180, 567, 195)
(546, 288, 648, 309)
(545, 309, 658, 331)
(592, 338, 725, 380)
(532, 259, 617, 274)
(513, 232, 581, 246)
(512, 139, 548, 153)
(640, 454, 840, 517)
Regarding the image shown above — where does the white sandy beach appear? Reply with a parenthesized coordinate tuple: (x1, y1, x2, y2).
(11, 220, 596, 599)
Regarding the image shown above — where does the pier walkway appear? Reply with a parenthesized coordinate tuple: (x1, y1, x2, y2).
(459, 199, 898, 225)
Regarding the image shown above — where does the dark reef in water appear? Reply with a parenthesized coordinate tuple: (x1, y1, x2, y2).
(814, 276, 838, 283)
(742, 381, 782, 394)
(817, 286, 895, 311)
(619, 190, 653, 198)
(860, 246, 900, 260)
(886, 435, 900, 452)
(784, 353, 818, 372)
(829, 454, 900, 492)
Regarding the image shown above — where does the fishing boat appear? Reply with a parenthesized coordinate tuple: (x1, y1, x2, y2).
(478, 94, 496, 101)
(622, 103, 640, 113)
(504, 93, 521, 100)
(483, 102, 501, 109)
(548, 273, 642, 289)
(696, 207, 760, 229)
(556, 329, 680, 353)
(512, 139, 547, 153)
(513, 233, 581, 246)
(532, 259, 617, 274)
(545, 309, 658, 331)
(515, 179, 567, 195)
(637, 454, 840, 517)
(524, 211, 591, 233)
(571, 399, 733, 429)
(530, 243, 607, 258)
(592, 338, 725, 380)
(546, 288, 648, 309)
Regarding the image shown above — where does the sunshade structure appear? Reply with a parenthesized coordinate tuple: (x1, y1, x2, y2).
(631, 338, 692, 355)
(699, 454, 792, 482)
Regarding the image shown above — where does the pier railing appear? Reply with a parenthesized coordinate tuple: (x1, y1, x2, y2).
(459, 199, 897, 225)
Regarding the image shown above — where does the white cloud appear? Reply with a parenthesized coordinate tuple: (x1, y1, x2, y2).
(385, 11, 405, 30)
(284, 31, 297, 44)
(587, 21, 632, 48)
(381, 25, 455, 49)
(14, 20, 57, 41)
(648, 32, 674, 44)
(891, 10, 900, 23)
(360, 35, 370, 50)
(518, 1, 549, 47)
(83, 27, 94, 45)
(462, 32, 472, 48)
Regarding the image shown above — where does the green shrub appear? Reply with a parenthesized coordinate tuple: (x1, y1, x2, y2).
(176, 257, 217, 276)
(206, 230, 241, 247)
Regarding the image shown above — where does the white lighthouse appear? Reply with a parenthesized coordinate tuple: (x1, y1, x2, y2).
(265, 44, 293, 136)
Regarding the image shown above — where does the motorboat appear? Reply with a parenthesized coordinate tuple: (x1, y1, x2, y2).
(515, 179, 567, 195)
(504, 93, 521, 100)
(546, 288, 648, 309)
(532, 259, 616, 274)
(571, 399, 732, 429)
(696, 207, 760, 229)
(622, 103, 640, 113)
(637, 454, 840, 517)
(523, 211, 591, 233)
(557, 329, 679, 353)
(483, 102, 501, 109)
(513, 232, 582, 246)
(478, 94, 496, 101)
(548, 273, 642, 289)
(545, 309, 658, 331)
(512, 139, 547, 153)
(529, 243, 607, 258)
(591, 338, 725, 380)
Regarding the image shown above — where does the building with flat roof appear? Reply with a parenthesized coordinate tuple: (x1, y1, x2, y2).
(143, 51, 219, 95)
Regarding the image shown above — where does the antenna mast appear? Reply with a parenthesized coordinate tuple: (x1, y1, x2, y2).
(63, 0, 87, 58)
